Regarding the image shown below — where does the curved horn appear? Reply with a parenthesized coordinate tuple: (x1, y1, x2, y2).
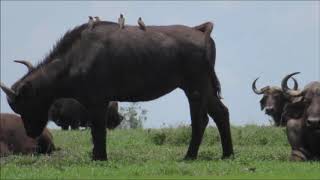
(252, 77, 269, 95)
(292, 77, 298, 90)
(281, 72, 303, 97)
(0, 82, 16, 101)
(14, 60, 34, 71)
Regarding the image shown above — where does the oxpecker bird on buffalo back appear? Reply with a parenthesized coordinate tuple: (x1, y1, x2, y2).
(88, 16, 94, 30)
(94, 16, 101, 22)
(118, 14, 125, 29)
(138, 17, 146, 31)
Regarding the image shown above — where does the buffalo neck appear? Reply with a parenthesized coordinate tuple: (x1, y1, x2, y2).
(24, 59, 70, 107)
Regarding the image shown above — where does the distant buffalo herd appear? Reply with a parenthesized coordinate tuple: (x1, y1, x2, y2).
(0, 17, 319, 161)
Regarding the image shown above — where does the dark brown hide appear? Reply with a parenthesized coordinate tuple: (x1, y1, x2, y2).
(0, 113, 55, 157)
(1, 21, 233, 161)
(282, 73, 320, 161)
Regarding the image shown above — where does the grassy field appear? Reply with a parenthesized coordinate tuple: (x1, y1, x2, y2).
(1, 125, 319, 179)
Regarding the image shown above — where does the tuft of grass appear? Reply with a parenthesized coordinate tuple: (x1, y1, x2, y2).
(149, 125, 288, 147)
(1, 125, 319, 179)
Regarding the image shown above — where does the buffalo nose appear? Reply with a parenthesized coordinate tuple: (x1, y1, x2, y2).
(306, 117, 320, 127)
(265, 107, 274, 114)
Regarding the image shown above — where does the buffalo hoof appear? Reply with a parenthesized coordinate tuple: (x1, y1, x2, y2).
(222, 152, 234, 159)
(61, 126, 69, 130)
(290, 155, 305, 161)
(92, 152, 107, 161)
(222, 154, 234, 160)
(290, 150, 307, 161)
(92, 155, 107, 161)
(183, 155, 197, 161)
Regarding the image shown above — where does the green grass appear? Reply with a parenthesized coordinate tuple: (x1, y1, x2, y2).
(1, 125, 319, 179)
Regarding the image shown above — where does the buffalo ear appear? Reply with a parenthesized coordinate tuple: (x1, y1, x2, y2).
(260, 96, 267, 110)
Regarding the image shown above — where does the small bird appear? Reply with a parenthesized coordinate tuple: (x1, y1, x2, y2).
(94, 16, 101, 22)
(88, 16, 94, 30)
(137, 17, 146, 31)
(118, 14, 125, 29)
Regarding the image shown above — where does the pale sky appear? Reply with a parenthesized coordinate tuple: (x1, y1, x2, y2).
(1, 1, 319, 128)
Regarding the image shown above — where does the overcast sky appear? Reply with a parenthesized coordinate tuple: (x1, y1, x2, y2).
(1, 1, 319, 128)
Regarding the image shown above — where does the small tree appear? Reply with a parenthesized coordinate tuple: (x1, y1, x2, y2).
(119, 103, 147, 129)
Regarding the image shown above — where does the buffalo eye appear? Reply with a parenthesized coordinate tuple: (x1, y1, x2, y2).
(18, 82, 35, 99)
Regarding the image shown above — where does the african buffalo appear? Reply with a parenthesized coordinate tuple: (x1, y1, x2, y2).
(252, 77, 298, 126)
(0, 113, 55, 157)
(0, 20, 233, 160)
(48, 99, 123, 130)
(281, 72, 320, 161)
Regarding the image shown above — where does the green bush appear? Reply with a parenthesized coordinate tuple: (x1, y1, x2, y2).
(151, 131, 166, 145)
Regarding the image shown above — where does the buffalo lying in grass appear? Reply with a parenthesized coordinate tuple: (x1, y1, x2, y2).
(49, 99, 123, 130)
(0, 20, 233, 160)
(252, 77, 298, 126)
(0, 113, 55, 157)
(281, 72, 320, 161)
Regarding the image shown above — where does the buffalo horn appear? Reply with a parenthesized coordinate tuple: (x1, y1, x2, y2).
(252, 77, 269, 95)
(14, 60, 34, 71)
(281, 72, 303, 97)
(292, 77, 298, 90)
(0, 82, 16, 101)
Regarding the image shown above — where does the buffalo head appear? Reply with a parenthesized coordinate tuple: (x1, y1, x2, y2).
(282, 72, 320, 129)
(252, 77, 298, 126)
(1, 60, 50, 138)
(1, 81, 50, 138)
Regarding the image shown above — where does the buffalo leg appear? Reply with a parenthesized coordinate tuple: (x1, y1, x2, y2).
(0, 141, 10, 157)
(71, 125, 79, 130)
(70, 119, 80, 130)
(207, 90, 233, 158)
(88, 105, 107, 160)
(61, 125, 69, 130)
(287, 118, 307, 161)
(184, 90, 208, 160)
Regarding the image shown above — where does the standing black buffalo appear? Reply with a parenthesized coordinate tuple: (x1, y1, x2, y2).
(0, 20, 233, 160)
(0, 113, 55, 156)
(49, 99, 123, 130)
(252, 77, 298, 126)
(281, 72, 320, 161)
